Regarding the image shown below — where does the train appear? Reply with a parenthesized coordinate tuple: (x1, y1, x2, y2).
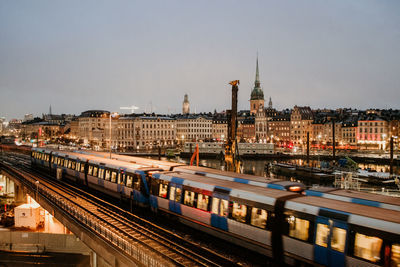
(30, 148, 400, 266)
(76, 150, 400, 211)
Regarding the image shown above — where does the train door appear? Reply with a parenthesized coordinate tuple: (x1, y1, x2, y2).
(168, 183, 182, 214)
(314, 216, 348, 267)
(117, 168, 126, 195)
(210, 191, 230, 231)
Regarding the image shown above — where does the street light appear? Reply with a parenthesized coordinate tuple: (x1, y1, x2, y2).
(108, 112, 119, 159)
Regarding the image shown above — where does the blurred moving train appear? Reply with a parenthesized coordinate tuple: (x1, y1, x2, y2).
(78, 151, 400, 212)
(30, 148, 400, 267)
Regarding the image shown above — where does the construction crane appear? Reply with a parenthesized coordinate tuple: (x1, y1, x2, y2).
(120, 105, 139, 114)
(225, 80, 241, 173)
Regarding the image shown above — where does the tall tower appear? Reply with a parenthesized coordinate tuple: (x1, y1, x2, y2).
(268, 97, 273, 109)
(250, 56, 264, 115)
(182, 94, 190, 114)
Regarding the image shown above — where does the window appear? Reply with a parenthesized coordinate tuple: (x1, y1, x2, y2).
(67, 160, 72, 169)
(315, 223, 330, 247)
(71, 161, 76, 170)
(117, 173, 124, 184)
(93, 166, 98, 177)
(232, 202, 247, 223)
(133, 175, 141, 190)
(250, 208, 267, 229)
(354, 233, 382, 263)
(184, 191, 195, 207)
(76, 162, 80, 171)
(392, 244, 400, 267)
(159, 183, 168, 198)
(105, 170, 111, 181)
(80, 163, 85, 172)
(288, 216, 309, 241)
(331, 227, 346, 252)
(111, 171, 117, 183)
(197, 194, 209, 211)
(88, 165, 93, 175)
(169, 186, 176, 200)
(126, 175, 133, 187)
(175, 187, 182, 203)
(98, 168, 104, 179)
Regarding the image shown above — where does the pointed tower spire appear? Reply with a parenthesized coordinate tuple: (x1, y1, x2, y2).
(255, 55, 260, 88)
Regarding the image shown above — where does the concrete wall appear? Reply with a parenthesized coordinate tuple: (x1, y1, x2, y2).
(0, 230, 90, 254)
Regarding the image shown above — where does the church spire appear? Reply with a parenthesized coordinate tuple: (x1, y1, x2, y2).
(255, 55, 260, 88)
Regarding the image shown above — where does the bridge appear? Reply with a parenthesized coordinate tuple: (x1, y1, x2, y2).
(0, 153, 237, 267)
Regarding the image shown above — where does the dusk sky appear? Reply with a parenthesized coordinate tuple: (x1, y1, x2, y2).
(1, 0, 399, 120)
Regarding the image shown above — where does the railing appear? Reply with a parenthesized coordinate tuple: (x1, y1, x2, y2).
(1, 165, 173, 267)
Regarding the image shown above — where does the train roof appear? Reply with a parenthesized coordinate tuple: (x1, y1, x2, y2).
(287, 196, 400, 234)
(154, 171, 296, 205)
(76, 151, 183, 170)
(307, 186, 400, 208)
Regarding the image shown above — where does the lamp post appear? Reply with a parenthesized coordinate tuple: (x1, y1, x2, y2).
(108, 112, 119, 159)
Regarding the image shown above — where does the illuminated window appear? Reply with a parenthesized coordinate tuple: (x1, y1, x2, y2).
(219, 199, 229, 217)
(331, 227, 346, 252)
(391, 244, 400, 267)
(92, 166, 98, 177)
(117, 173, 124, 184)
(184, 191, 195, 207)
(197, 194, 209, 211)
(250, 208, 267, 229)
(232, 202, 247, 223)
(133, 175, 140, 190)
(98, 168, 104, 179)
(354, 233, 382, 263)
(211, 198, 220, 214)
(175, 187, 182, 203)
(71, 161, 76, 170)
(126, 175, 133, 187)
(169, 186, 176, 201)
(158, 183, 168, 198)
(105, 170, 110, 181)
(111, 172, 117, 183)
(76, 162, 80, 171)
(67, 160, 72, 169)
(315, 223, 330, 247)
(288, 216, 309, 241)
(80, 164, 85, 172)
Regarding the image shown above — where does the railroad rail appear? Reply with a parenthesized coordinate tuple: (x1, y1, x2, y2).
(0, 153, 239, 267)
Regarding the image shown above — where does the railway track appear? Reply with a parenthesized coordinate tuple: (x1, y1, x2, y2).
(0, 153, 239, 267)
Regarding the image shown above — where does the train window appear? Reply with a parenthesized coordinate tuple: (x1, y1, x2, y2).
(126, 175, 133, 187)
(315, 223, 330, 248)
(64, 160, 68, 168)
(88, 165, 93, 176)
(211, 198, 220, 214)
(232, 202, 247, 223)
(288, 216, 309, 241)
(250, 208, 267, 229)
(76, 162, 80, 171)
(117, 173, 124, 184)
(331, 227, 346, 252)
(60, 159, 64, 166)
(392, 244, 400, 266)
(111, 172, 117, 183)
(159, 183, 168, 198)
(183, 191, 195, 207)
(46, 155, 49, 161)
(71, 161, 76, 170)
(197, 194, 209, 211)
(219, 199, 229, 217)
(98, 168, 104, 179)
(68, 160, 72, 169)
(175, 187, 182, 203)
(169, 187, 176, 200)
(93, 166, 98, 177)
(354, 233, 382, 263)
(51, 156, 54, 163)
(133, 175, 141, 190)
(105, 170, 111, 181)
(80, 163, 85, 172)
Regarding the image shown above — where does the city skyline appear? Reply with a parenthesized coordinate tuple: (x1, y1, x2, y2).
(1, 0, 400, 120)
